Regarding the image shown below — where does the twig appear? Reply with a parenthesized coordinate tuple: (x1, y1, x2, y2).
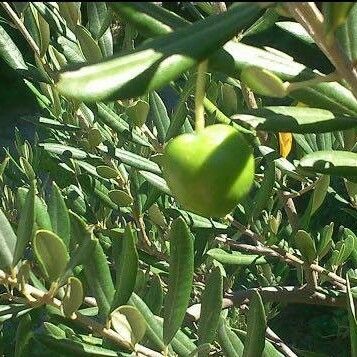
(285, 3, 357, 99)
(221, 218, 347, 289)
(278, 191, 299, 232)
(0, 270, 162, 357)
(1, 2, 40, 57)
(266, 327, 298, 357)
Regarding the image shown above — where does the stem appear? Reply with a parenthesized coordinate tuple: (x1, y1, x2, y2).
(195, 60, 208, 132)
(285, 3, 357, 100)
(0, 270, 162, 357)
(1, 2, 40, 57)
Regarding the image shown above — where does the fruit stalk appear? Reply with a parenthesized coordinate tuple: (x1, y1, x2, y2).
(194, 60, 208, 132)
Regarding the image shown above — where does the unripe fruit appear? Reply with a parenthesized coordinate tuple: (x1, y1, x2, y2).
(161, 124, 254, 217)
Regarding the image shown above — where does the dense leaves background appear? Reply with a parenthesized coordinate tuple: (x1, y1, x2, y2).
(0, 2, 356, 356)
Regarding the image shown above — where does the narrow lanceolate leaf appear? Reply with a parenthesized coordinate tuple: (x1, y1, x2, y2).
(70, 212, 114, 320)
(149, 91, 170, 143)
(111, 305, 147, 348)
(56, 3, 261, 102)
(62, 277, 83, 318)
(0, 209, 17, 272)
(347, 276, 357, 357)
(242, 291, 267, 357)
(217, 316, 244, 357)
(336, 3, 357, 62)
(250, 162, 275, 220)
(48, 182, 71, 247)
(232, 107, 357, 133)
(0, 24, 28, 70)
(111, 2, 357, 116)
(13, 181, 35, 267)
(198, 267, 223, 347)
(311, 175, 330, 215)
(111, 224, 139, 310)
(299, 151, 357, 179)
(14, 314, 32, 357)
(323, 2, 354, 38)
(16, 187, 52, 230)
(33, 230, 70, 282)
(163, 217, 194, 345)
(129, 293, 166, 351)
(207, 249, 266, 266)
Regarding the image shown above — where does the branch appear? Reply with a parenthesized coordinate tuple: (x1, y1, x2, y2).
(285, 3, 357, 99)
(0, 270, 162, 357)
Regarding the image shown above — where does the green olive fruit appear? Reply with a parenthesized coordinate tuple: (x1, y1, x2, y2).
(161, 124, 254, 218)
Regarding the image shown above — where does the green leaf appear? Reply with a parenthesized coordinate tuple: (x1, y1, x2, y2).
(0, 24, 27, 71)
(276, 21, 314, 45)
(13, 181, 35, 267)
(144, 273, 164, 315)
(323, 2, 354, 37)
(62, 277, 84, 318)
(149, 91, 170, 143)
(250, 162, 275, 220)
(217, 316, 244, 357)
(294, 230, 317, 264)
(198, 267, 223, 348)
(48, 182, 71, 247)
(20, 188, 52, 231)
(317, 223, 334, 259)
(126, 99, 150, 127)
(40, 142, 100, 160)
(58, 2, 81, 31)
(163, 217, 194, 345)
(347, 276, 357, 357)
(33, 230, 70, 282)
(96, 103, 152, 148)
(98, 145, 161, 174)
(75, 24, 103, 63)
(111, 305, 147, 348)
(240, 66, 287, 98)
(111, 2, 357, 116)
(299, 151, 357, 179)
(71, 212, 114, 320)
(129, 293, 166, 351)
(96, 165, 119, 179)
(14, 314, 32, 357)
(311, 175, 330, 215)
(139, 170, 171, 195)
(56, 3, 261, 102)
(0, 209, 17, 272)
(243, 291, 266, 357)
(111, 224, 139, 310)
(233, 107, 357, 133)
(207, 248, 267, 266)
(108, 190, 133, 207)
(336, 3, 357, 62)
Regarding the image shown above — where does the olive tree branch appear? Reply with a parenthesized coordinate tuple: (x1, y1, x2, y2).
(0, 270, 162, 357)
(285, 2, 357, 99)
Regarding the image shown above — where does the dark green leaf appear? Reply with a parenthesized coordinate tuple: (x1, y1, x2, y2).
(163, 217, 194, 345)
(207, 249, 267, 266)
(48, 182, 71, 247)
(111, 224, 139, 310)
(33, 230, 69, 282)
(243, 291, 266, 357)
(299, 151, 357, 179)
(0, 209, 17, 271)
(233, 107, 357, 133)
(198, 267, 223, 347)
(13, 181, 35, 267)
(56, 4, 261, 102)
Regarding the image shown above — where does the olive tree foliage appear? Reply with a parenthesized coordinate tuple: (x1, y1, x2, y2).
(0, 2, 356, 356)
